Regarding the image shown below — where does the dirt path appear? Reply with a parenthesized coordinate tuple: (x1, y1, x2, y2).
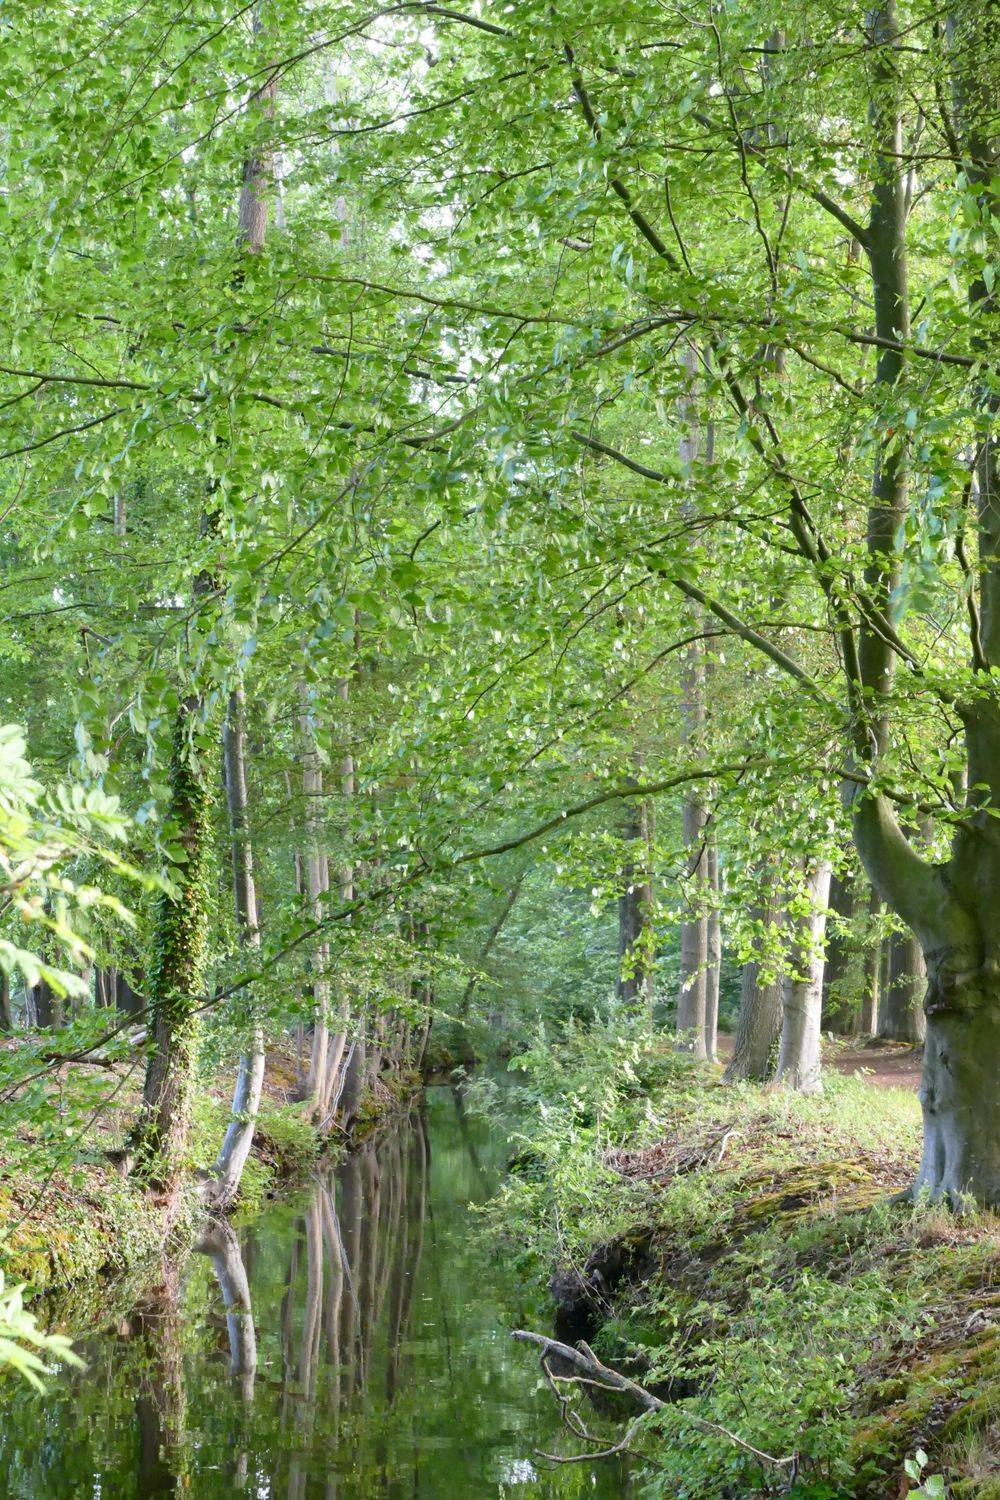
(716, 1034, 923, 1091)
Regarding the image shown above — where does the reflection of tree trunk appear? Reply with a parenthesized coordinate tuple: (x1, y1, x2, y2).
(339, 1151, 363, 1394)
(356, 1147, 380, 1388)
(299, 1199, 324, 1402)
(195, 1220, 257, 1399)
(135, 1264, 187, 1495)
(319, 1186, 346, 1419)
(195, 1220, 256, 1488)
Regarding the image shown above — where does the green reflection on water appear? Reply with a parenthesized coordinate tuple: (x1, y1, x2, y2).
(1, 1086, 628, 1499)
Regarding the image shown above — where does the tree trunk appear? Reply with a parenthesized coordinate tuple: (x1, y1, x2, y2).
(676, 792, 708, 1054)
(704, 843, 721, 1057)
(317, 670, 354, 1123)
(877, 929, 927, 1045)
(859, 891, 882, 1036)
(675, 341, 709, 1057)
(0, 971, 11, 1033)
(211, 685, 266, 1211)
(774, 859, 832, 1093)
(116, 970, 145, 1020)
(459, 875, 523, 1019)
(723, 867, 782, 1083)
(821, 871, 859, 1032)
(133, 702, 210, 1197)
(298, 681, 332, 1119)
(617, 787, 654, 1018)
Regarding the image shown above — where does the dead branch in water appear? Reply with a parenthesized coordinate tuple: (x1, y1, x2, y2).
(511, 1329, 798, 1471)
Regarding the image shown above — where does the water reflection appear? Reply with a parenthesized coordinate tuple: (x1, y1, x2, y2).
(0, 1088, 627, 1499)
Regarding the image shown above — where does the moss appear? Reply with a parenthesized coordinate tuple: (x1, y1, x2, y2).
(733, 1159, 881, 1227)
(851, 1335, 1000, 1493)
(0, 1167, 171, 1293)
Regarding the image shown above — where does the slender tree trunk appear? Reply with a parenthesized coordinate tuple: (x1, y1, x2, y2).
(318, 671, 354, 1122)
(774, 859, 832, 1093)
(704, 843, 721, 1057)
(676, 791, 708, 1054)
(460, 875, 523, 1019)
(617, 786, 654, 1018)
(298, 682, 332, 1119)
(211, 685, 266, 1210)
(859, 891, 882, 1036)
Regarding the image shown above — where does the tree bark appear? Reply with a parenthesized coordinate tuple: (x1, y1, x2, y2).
(723, 865, 782, 1082)
(774, 859, 832, 1093)
(877, 929, 927, 1045)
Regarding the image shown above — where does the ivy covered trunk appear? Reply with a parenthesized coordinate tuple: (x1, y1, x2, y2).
(133, 702, 210, 1196)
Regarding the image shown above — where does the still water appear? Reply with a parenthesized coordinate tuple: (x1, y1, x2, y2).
(2, 1087, 629, 1498)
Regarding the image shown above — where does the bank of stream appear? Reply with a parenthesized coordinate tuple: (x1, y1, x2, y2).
(0, 1085, 628, 1498)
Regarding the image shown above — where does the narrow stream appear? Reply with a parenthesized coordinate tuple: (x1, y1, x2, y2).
(0, 1086, 630, 1497)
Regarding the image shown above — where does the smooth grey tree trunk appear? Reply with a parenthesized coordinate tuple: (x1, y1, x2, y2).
(723, 867, 783, 1082)
(774, 860, 832, 1093)
(877, 930, 927, 1045)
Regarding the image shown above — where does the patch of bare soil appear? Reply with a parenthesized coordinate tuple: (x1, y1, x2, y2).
(716, 1033, 923, 1091)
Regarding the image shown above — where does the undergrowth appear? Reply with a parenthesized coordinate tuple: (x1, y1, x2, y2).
(472, 1023, 1000, 1498)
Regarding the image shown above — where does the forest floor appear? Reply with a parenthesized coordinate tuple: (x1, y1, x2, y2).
(715, 1032, 924, 1091)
